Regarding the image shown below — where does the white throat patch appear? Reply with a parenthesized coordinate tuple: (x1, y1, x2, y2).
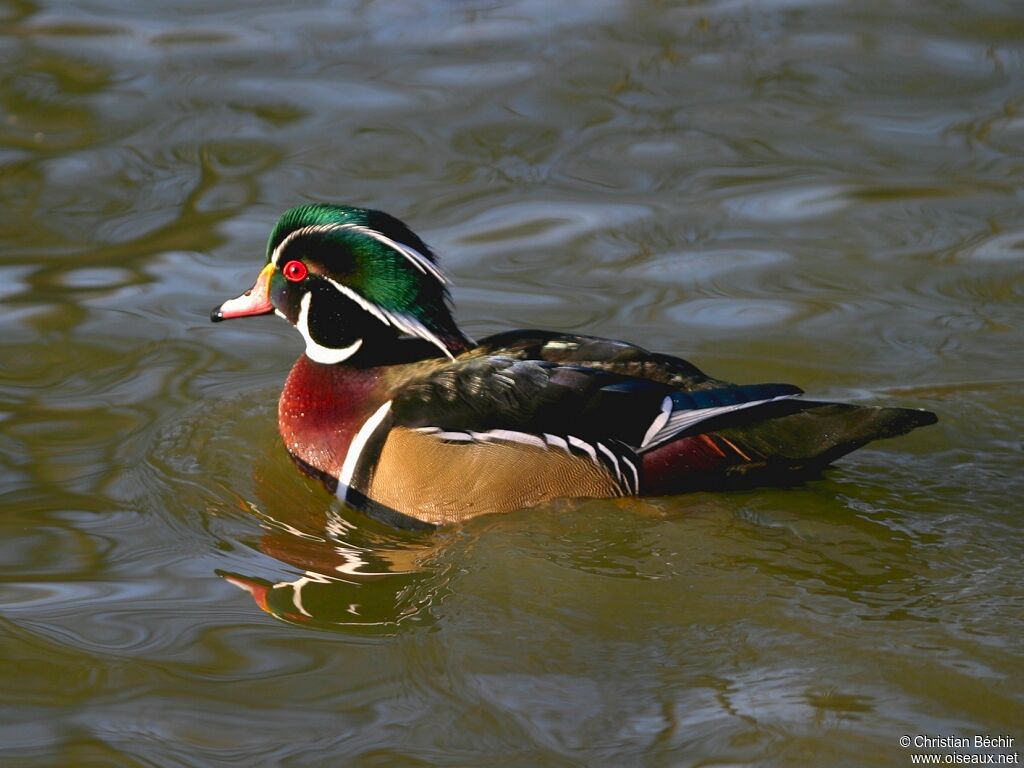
(296, 292, 363, 364)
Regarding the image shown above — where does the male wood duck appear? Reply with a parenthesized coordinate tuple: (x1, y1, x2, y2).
(211, 203, 937, 528)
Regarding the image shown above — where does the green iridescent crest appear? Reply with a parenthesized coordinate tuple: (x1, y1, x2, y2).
(267, 204, 469, 359)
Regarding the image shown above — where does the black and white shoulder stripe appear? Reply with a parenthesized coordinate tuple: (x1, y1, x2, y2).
(413, 427, 640, 494)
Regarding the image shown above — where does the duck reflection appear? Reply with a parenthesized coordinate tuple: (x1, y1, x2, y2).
(217, 459, 451, 631)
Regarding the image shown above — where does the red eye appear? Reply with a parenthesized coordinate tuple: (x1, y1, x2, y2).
(283, 260, 308, 282)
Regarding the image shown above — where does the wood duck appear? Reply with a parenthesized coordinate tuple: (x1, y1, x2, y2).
(211, 203, 937, 528)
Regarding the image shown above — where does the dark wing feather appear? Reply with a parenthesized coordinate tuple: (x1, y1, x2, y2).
(390, 349, 800, 448)
(399, 327, 785, 445)
(472, 329, 728, 390)
(391, 354, 669, 444)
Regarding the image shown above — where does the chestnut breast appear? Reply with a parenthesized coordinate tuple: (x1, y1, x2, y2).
(278, 356, 386, 482)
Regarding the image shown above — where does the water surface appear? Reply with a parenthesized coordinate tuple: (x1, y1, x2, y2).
(1, 0, 1022, 765)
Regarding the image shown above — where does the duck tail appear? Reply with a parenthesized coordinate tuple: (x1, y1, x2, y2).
(640, 400, 937, 495)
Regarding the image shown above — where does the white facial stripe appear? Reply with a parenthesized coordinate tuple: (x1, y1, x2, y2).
(337, 400, 393, 501)
(271, 222, 448, 285)
(271, 223, 343, 265)
(296, 292, 363, 364)
(385, 311, 456, 361)
(338, 223, 449, 284)
(323, 277, 392, 327)
(321, 277, 455, 361)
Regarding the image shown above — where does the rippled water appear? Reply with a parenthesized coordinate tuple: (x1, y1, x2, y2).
(2, 0, 1022, 765)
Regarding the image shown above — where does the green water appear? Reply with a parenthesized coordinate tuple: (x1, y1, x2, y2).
(1, 1, 1022, 765)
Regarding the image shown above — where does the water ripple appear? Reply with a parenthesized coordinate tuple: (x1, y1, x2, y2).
(2, 0, 1023, 763)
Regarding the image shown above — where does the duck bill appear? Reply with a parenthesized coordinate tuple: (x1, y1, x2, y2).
(211, 262, 275, 322)
(218, 571, 272, 613)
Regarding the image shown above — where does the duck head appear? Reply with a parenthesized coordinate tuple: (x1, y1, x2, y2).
(211, 204, 471, 363)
